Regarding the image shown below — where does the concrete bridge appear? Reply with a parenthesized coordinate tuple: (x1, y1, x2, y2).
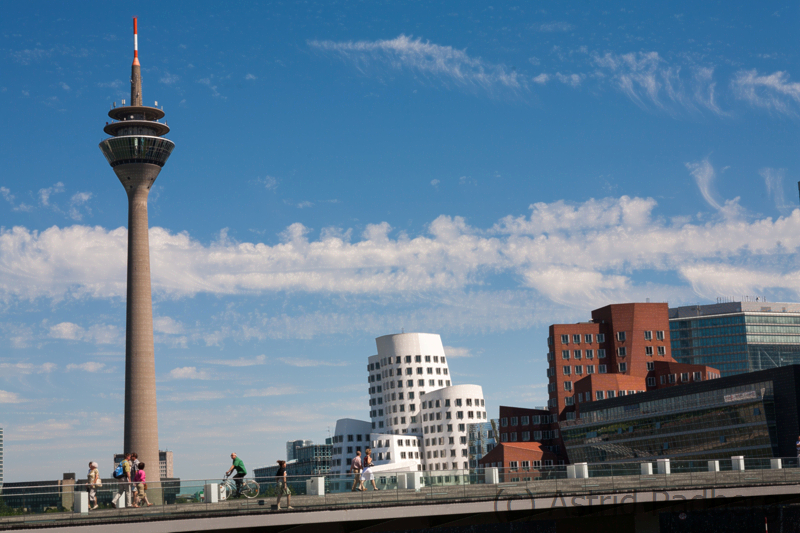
(3, 468, 800, 532)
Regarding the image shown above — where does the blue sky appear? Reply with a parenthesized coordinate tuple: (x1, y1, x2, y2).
(1, 1, 799, 482)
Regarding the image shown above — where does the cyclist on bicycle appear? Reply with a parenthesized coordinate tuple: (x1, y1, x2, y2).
(225, 453, 247, 497)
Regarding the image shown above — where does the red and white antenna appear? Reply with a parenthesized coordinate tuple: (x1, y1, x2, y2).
(133, 17, 139, 65)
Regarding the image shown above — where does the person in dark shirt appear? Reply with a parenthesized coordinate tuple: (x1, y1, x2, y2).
(275, 460, 293, 510)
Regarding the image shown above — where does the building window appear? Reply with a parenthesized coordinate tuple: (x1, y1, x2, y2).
(522, 431, 530, 441)
(564, 381, 572, 391)
(597, 334, 605, 343)
(418, 379, 424, 386)
(585, 334, 593, 344)
(565, 396, 574, 405)
(669, 374, 676, 384)
(585, 349, 594, 359)
(521, 416, 529, 425)
(596, 391, 604, 400)
(658, 346, 666, 356)
(587, 365, 595, 374)
(646, 362, 655, 371)
(574, 365, 583, 375)
(657, 331, 665, 341)
(645, 346, 653, 356)
(647, 377, 656, 387)
(619, 362, 627, 372)
(607, 390, 615, 398)
(617, 331, 626, 342)
(510, 432, 518, 442)
(510, 416, 518, 425)
(694, 372, 702, 381)
(644, 330, 652, 340)
(563, 366, 571, 376)
(599, 365, 607, 374)
(415, 355, 422, 363)
(598, 349, 606, 359)
(681, 372, 689, 382)
(425, 355, 431, 362)
(572, 334, 581, 344)
(660, 375, 666, 385)
(561, 334, 569, 344)
(427, 367, 433, 374)
(562, 350, 570, 360)
(618, 347, 627, 357)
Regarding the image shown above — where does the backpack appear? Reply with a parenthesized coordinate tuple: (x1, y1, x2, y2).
(113, 461, 126, 479)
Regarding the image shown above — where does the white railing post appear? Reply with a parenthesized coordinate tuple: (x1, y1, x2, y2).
(640, 462, 653, 475)
(657, 459, 670, 475)
(576, 463, 589, 479)
(407, 471, 423, 491)
(73, 491, 88, 514)
(484, 467, 499, 485)
(732, 456, 745, 471)
(708, 460, 720, 472)
(566, 465, 576, 479)
(204, 483, 219, 503)
(771, 459, 783, 470)
(306, 477, 325, 496)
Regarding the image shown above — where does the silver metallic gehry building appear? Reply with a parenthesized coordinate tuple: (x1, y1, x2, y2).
(99, 18, 174, 488)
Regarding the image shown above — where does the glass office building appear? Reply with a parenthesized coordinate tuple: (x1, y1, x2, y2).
(560, 365, 800, 464)
(467, 420, 498, 468)
(670, 302, 800, 376)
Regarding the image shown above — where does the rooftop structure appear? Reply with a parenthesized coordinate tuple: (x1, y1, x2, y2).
(286, 440, 313, 462)
(98, 18, 175, 492)
(669, 301, 800, 376)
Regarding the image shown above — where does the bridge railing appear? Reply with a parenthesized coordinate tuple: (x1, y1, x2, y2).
(3, 458, 800, 527)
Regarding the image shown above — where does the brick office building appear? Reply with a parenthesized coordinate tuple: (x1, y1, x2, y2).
(548, 303, 720, 422)
(478, 442, 558, 482)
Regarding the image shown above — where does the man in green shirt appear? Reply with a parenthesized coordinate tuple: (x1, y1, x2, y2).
(226, 453, 247, 497)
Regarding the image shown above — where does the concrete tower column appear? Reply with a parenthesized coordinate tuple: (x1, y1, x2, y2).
(99, 18, 175, 501)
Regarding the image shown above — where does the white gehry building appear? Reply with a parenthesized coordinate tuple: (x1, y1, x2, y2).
(330, 333, 488, 474)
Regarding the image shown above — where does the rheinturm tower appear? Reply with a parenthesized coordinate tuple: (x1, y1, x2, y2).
(99, 18, 174, 489)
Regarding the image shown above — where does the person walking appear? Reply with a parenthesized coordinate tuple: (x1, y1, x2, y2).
(87, 462, 101, 510)
(796, 435, 800, 459)
(134, 462, 153, 507)
(111, 452, 133, 508)
(225, 453, 247, 497)
(361, 448, 379, 491)
(275, 460, 293, 510)
(350, 450, 363, 492)
(130, 453, 140, 504)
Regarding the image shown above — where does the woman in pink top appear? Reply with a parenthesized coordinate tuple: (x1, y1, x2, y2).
(134, 462, 153, 507)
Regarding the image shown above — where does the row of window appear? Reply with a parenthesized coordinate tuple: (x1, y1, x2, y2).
(422, 398, 484, 409)
(500, 429, 558, 442)
(369, 355, 447, 371)
(371, 366, 450, 380)
(559, 363, 627, 377)
(500, 415, 556, 427)
(425, 435, 468, 447)
(554, 331, 666, 345)
(576, 389, 644, 402)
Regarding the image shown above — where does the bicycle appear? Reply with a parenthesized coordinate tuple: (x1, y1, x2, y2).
(221, 475, 260, 499)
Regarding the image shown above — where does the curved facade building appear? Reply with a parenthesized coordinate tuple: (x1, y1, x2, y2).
(332, 333, 488, 474)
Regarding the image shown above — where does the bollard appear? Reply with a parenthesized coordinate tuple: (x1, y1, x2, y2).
(657, 459, 670, 475)
(575, 463, 589, 479)
(306, 477, 325, 496)
(640, 463, 653, 475)
(566, 465, 576, 479)
(407, 471, 424, 491)
(204, 483, 219, 503)
(73, 491, 88, 514)
(484, 467, 499, 485)
(732, 456, 745, 471)
(771, 459, 782, 470)
(708, 460, 720, 472)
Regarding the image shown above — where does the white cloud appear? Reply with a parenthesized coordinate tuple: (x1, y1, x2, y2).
(0, 362, 57, 375)
(532, 73, 550, 85)
(685, 158, 723, 210)
(208, 354, 266, 367)
(154, 316, 184, 335)
(169, 367, 212, 380)
(761, 168, 792, 214)
(256, 176, 278, 190)
(243, 386, 300, 397)
(430, 179, 440, 188)
(443, 346, 474, 358)
(555, 72, 584, 87)
(245, 73, 257, 80)
(66, 362, 108, 373)
(732, 69, 800, 116)
(277, 357, 348, 367)
(533, 22, 574, 32)
(160, 72, 180, 85)
(162, 391, 226, 402)
(68, 192, 92, 221)
(308, 34, 525, 95)
(0, 390, 24, 403)
(48, 322, 121, 345)
(593, 52, 723, 115)
(59, 82, 70, 91)
(38, 182, 64, 207)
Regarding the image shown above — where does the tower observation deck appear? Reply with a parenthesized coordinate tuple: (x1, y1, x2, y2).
(98, 18, 173, 498)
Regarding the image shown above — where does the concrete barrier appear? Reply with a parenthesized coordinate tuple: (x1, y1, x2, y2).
(204, 483, 219, 503)
(73, 491, 88, 514)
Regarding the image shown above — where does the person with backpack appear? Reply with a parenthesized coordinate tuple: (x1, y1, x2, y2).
(111, 452, 134, 508)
